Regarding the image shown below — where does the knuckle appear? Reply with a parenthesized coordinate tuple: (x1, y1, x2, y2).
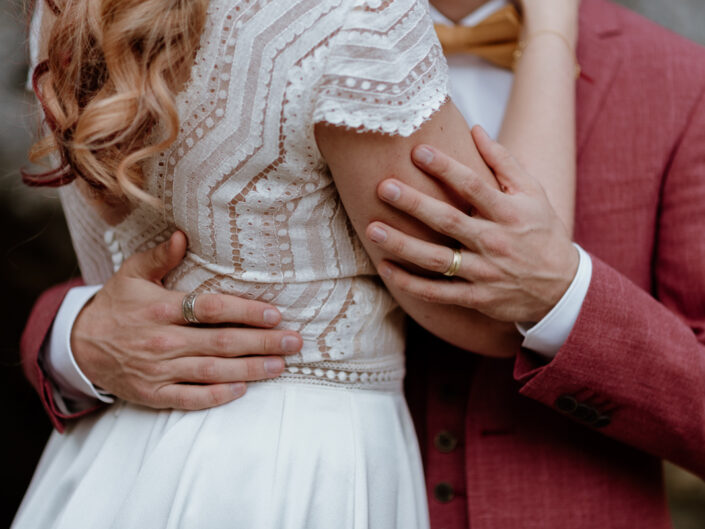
(144, 334, 176, 354)
(438, 210, 463, 234)
(206, 386, 225, 407)
(173, 392, 194, 410)
(406, 192, 423, 215)
(261, 333, 278, 354)
(434, 155, 451, 175)
(470, 288, 491, 309)
(419, 286, 440, 304)
(460, 288, 478, 308)
(460, 176, 484, 199)
(476, 229, 497, 252)
(132, 385, 151, 404)
(498, 205, 519, 225)
(429, 252, 450, 272)
(486, 235, 510, 257)
(147, 248, 164, 271)
(244, 358, 260, 380)
(244, 302, 263, 324)
(196, 358, 217, 381)
(211, 330, 232, 352)
(143, 359, 166, 379)
(389, 235, 407, 256)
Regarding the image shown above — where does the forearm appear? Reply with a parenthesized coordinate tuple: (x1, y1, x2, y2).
(498, 10, 578, 233)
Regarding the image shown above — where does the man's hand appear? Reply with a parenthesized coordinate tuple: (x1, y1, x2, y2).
(365, 126, 579, 324)
(72, 231, 302, 410)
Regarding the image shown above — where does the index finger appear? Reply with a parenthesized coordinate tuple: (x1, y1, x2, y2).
(154, 291, 283, 328)
(411, 144, 505, 220)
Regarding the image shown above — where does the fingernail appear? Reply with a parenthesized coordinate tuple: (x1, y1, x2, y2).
(230, 383, 246, 397)
(412, 146, 434, 165)
(369, 226, 388, 243)
(379, 182, 401, 202)
(281, 335, 301, 353)
(265, 358, 285, 375)
(379, 264, 392, 279)
(263, 309, 280, 325)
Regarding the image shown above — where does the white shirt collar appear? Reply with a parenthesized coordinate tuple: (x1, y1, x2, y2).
(429, 0, 510, 27)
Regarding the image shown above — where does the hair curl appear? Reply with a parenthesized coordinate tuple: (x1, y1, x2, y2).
(24, 0, 209, 206)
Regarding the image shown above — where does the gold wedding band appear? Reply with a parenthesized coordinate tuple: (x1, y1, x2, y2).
(443, 248, 463, 277)
(182, 292, 200, 324)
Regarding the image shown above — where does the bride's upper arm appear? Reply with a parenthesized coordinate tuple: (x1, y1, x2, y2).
(315, 100, 497, 273)
(315, 100, 520, 356)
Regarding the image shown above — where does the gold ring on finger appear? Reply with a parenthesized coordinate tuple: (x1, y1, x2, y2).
(443, 248, 463, 277)
(182, 292, 200, 324)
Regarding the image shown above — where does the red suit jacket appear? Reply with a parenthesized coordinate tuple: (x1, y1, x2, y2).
(19, 1, 705, 527)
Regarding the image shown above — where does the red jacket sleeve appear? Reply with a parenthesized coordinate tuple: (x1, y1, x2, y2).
(20, 278, 105, 432)
(514, 88, 705, 479)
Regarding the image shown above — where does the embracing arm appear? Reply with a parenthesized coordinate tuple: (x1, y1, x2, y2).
(515, 89, 705, 478)
(20, 279, 97, 431)
(499, 0, 579, 234)
(22, 233, 303, 431)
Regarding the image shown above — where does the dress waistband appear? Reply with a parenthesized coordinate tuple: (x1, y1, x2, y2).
(260, 357, 406, 392)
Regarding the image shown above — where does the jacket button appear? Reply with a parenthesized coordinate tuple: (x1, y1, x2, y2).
(593, 415, 612, 428)
(434, 431, 459, 453)
(555, 395, 578, 413)
(573, 404, 599, 424)
(433, 482, 455, 503)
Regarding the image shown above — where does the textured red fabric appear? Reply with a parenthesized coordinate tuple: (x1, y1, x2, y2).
(407, 0, 705, 527)
(19, 278, 96, 432)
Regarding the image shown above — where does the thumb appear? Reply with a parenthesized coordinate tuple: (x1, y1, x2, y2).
(471, 125, 530, 194)
(120, 231, 188, 283)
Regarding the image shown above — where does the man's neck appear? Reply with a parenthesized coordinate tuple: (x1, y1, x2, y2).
(431, 0, 492, 24)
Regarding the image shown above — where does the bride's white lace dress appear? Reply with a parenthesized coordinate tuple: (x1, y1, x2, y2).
(14, 0, 448, 527)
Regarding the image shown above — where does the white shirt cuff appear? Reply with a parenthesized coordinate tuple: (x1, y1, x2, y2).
(515, 244, 593, 359)
(45, 285, 115, 406)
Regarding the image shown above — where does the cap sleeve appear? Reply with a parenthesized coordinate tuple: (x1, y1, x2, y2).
(314, 0, 449, 137)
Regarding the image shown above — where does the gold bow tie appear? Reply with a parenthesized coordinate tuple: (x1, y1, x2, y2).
(434, 4, 522, 70)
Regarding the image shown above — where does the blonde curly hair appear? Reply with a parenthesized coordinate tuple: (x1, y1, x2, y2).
(25, 0, 209, 206)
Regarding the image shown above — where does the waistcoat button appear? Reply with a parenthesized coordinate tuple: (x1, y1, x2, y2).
(433, 482, 455, 503)
(434, 431, 459, 453)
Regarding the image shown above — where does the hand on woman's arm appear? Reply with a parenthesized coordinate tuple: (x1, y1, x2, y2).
(316, 102, 522, 358)
(367, 127, 579, 324)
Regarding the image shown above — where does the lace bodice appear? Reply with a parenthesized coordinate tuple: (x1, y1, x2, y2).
(52, 0, 449, 376)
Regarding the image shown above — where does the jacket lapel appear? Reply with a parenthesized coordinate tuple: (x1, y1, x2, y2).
(576, 0, 624, 155)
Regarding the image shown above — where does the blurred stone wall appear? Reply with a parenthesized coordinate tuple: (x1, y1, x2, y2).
(1, 0, 704, 527)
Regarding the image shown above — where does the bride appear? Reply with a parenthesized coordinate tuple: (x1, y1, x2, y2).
(14, 0, 578, 527)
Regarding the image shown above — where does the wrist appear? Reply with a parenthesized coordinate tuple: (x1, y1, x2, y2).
(522, 16, 578, 47)
(70, 295, 99, 383)
(540, 240, 580, 320)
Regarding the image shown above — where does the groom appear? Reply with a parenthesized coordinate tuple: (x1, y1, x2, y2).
(19, 0, 705, 527)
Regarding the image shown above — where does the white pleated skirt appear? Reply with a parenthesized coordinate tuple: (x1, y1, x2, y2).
(13, 381, 429, 529)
